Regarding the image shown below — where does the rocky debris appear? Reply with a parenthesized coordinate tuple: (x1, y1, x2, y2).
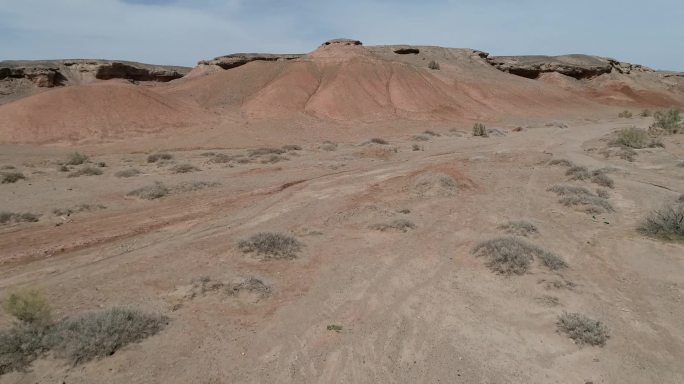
(321, 38, 363, 47)
(486, 55, 653, 80)
(393, 47, 420, 55)
(197, 53, 304, 70)
(0, 65, 63, 88)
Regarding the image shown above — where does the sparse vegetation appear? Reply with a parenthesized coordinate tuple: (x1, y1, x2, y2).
(428, 60, 440, 70)
(618, 110, 633, 118)
(412, 172, 458, 198)
(65, 152, 88, 166)
(549, 159, 573, 167)
(497, 220, 538, 236)
(638, 202, 684, 240)
(282, 144, 302, 151)
(651, 108, 682, 133)
(640, 109, 651, 117)
(47, 307, 167, 365)
(370, 219, 416, 232)
(367, 138, 389, 145)
(2, 290, 51, 326)
(146, 153, 173, 163)
(423, 130, 440, 137)
(0, 212, 39, 225)
(472, 122, 488, 137)
(590, 172, 614, 188)
(238, 232, 303, 260)
(1, 172, 25, 184)
(613, 127, 652, 149)
(260, 154, 288, 164)
(566, 166, 590, 180)
(127, 182, 170, 200)
(472, 237, 565, 275)
(67, 166, 103, 178)
(557, 312, 609, 347)
(412, 144, 423, 151)
(412, 134, 430, 142)
(172, 181, 220, 193)
(0, 324, 50, 375)
(327, 324, 343, 332)
(548, 185, 613, 213)
(53, 204, 105, 216)
(248, 147, 286, 157)
(171, 163, 200, 174)
(320, 141, 338, 151)
(0, 165, 15, 170)
(226, 277, 271, 299)
(596, 189, 610, 199)
(114, 168, 141, 178)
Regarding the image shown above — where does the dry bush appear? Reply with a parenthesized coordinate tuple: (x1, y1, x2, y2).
(208, 154, 236, 164)
(173, 181, 220, 193)
(472, 237, 566, 275)
(472, 123, 488, 137)
(412, 134, 430, 142)
(248, 147, 286, 157)
(53, 204, 105, 216)
(640, 109, 651, 117)
(497, 220, 538, 236)
(596, 189, 610, 199)
(238, 232, 303, 260)
(370, 219, 416, 232)
(557, 312, 609, 346)
(367, 138, 389, 145)
(566, 166, 590, 180)
(171, 164, 200, 174)
(2, 290, 51, 326)
(423, 130, 440, 137)
(226, 277, 271, 299)
(146, 153, 173, 163)
(428, 60, 440, 70)
(613, 127, 653, 149)
(549, 159, 574, 167)
(260, 155, 288, 164)
(127, 182, 169, 200)
(68, 166, 103, 178)
(1, 172, 25, 184)
(590, 172, 614, 188)
(0, 324, 50, 375)
(0, 212, 39, 225)
(282, 144, 302, 151)
(47, 307, 167, 365)
(618, 110, 633, 118)
(65, 152, 88, 166)
(651, 108, 682, 133)
(548, 185, 613, 213)
(114, 168, 141, 178)
(412, 172, 458, 198)
(639, 202, 684, 240)
(412, 144, 423, 151)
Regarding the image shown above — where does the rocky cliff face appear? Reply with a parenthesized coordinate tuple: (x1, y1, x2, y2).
(197, 53, 304, 70)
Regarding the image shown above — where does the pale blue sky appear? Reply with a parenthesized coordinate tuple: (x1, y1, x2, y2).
(0, 0, 682, 70)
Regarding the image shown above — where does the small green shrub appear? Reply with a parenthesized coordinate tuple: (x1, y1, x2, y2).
(370, 219, 416, 232)
(238, 232, 303, 260)
(428, 60, 440, 70)
(170, 164, 200, 174)
(0, 212, 39, 225)
(114, 168, 141, 178)
(47, 307, 167, 365)
(65, 152, 88, 166)
(67, 166, 103, 178)
(639, 202, 684, 240)
(651, 108, 682, 133)
(1, 172, 25, 184)
(472, 123, 488, 137)
(618, 110, 632, 118)
(472, 237, 565, 275)
(613, 127, 650, 149)
(147, 153, 173, 163)
(497, 220, 538, 236)
(127, 182, 169, 200)
(557, 312, 609, 347)
(2, 290, 51, 325)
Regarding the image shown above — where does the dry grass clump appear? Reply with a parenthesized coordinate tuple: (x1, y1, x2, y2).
(370, 219, 416, 232)
(0, 212, 39, 225)
(47, 308, 167, 365)
(127, 182, 169, 200)
(173, 181, 220, 193)
(472, 237, 566, 275)
(282, 144, 302, 151)
(2, 290, 51, 326)
(248, 147, 286, 157)
(53, 204, 105, 216)
(114, 168, 141, 178)
(651, 108, 682, 133)
(226, 277, 271, 299)
(412, 134, 430, 142)
(0, 165, 15, 170)
(497, 220, 538, 236)
(548, 185, 613, 213)
(596, 189, 610, 199)
(320, 141, 338, 151)
(618, 110, 633, 118)
(423, 130, 440, 136)
(590, 172, 614, 188)
(260, 154, 288, 164)
(428, 60, 440, 70)
(613, 127, 659, 149)
(640, 109, 651, 117)
(146, 152, 173, 163)
(366, 138, 389, 145)
(557, 312, 609, 347)
(472, 122, 488, 137)
(67, 166, 103, 178)
(238, 232, 303, 260)
(548, 159, 574, 167)
(65, 152, 88, 166)
(1, 172, 25, 184)
(638, 202, 684, 240)
(412, 172, 458, 198)
(566, 166, 590, 180)
(170, 163, 200, 174)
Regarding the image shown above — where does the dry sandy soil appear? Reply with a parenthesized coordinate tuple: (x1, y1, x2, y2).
(1, 41, 684, 383)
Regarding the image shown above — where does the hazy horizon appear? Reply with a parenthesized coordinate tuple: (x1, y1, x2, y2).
(1, 0, 682, 71)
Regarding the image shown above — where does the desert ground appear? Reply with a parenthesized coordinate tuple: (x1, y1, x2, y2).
(1, 40, 683, 383)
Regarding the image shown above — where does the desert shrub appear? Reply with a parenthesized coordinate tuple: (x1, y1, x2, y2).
(651, 108, 682, 133)
(618, 110, 632, 118)
(320, 141, 338, 151)
(412, 144, 422, 151)
(58, 165, 70, 172)
(282, 144, 302, 151)
(1, 172, 25, 184)
(53, 204, 105, 216)
(596, 189, 610, 199)
(47, 307, 167, 365)
(260, 155, 288, 164)
(640, 109, 651, 117)
(248, 147, 286, 157)
(590, 172, 614, 188)
(557, 312, 609, 346)
(412, 134, 430, 142)
(0, 212, 39, 225)
(497, 220, 538, 236)
(2, 290, 51, 325)
(549, 159, 573, 167)
(238, 232, 303, 260)
(613, 127, 651, 149)
(146, 153, 173, 163)
(566, 166, 590, 180)
(423, 130, 440, 136)
(0, 324, 50, 375)
(65, 152, 88, 166)
(67, 166, 103, 178)
(367, 138, 389, 145)
(173, 181, 220, 193)
(370, 219, 416, 232)
(638, 202, 684, 240)
(115, 168, 141, 178)
(412, 172, 458, 198)
(127, 182, 169, 200)
(170, 163, 200, 174)
(472, 237, 565, 275)
(327, 324, 343, 332)
(397, 209, 411, 214)
(226, 277, 271, 298)
(472, 123, 488, 137)
(428, 60, 440, 70)
(548, 185, 613, 213)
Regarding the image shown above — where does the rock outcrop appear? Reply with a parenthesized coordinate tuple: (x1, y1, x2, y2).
(197, 53, 303, 70)
(486, 55, 653, 80)
(321, 38, 363, 47)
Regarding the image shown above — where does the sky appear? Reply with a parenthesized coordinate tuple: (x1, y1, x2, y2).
(0, 0, 682, 70)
